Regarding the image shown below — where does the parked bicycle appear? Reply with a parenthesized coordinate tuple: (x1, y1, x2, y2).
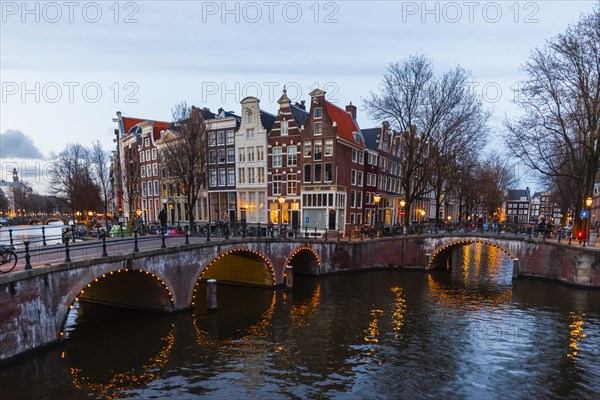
(0, 244, 18, 273)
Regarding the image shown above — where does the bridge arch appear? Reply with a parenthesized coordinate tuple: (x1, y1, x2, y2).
(191, 248, 276, 306)
(57, 265, 177, 337)
(285, 245, 321, 275)
(428, 238, 517, 270)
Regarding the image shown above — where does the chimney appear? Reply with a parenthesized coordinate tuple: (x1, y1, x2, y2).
(346, 102, 357, 120)
(294, 101, 306, 110)
(218, 107, 224, 114)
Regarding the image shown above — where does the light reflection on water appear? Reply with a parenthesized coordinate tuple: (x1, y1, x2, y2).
(0, 244, 598, 399)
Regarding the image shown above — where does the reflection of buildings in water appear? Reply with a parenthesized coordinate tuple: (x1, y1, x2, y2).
(426, 275, 512, 311)
(391, 286, 406, 339)
(289, 282, 321, 328)
(69, 325, 175, 399)
(567, 311, 587, 362)
(193, 290, 277, 349)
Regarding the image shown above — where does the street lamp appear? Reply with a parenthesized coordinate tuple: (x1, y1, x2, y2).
(278, 194, 286, 236)
(374, 194, 381, 236)
(400, 199, 406, 234)
(584, 196, 593, 247)
(420, 209, 426, 223)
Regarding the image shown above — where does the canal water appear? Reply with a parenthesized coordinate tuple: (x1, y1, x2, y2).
(0, 243, 598, 399)
(0, 223, 66, 247)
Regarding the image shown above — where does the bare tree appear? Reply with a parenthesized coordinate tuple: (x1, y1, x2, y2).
(365, 55, 490, 225)
(160, 103, 208, 229)
(48, 143, 99, 226)
(504, 6, 600, 229)
(121, 145, 141, 228)
(90, 141, 111, 228)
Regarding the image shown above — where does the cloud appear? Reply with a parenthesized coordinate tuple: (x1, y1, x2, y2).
(0, 129, 44, 159)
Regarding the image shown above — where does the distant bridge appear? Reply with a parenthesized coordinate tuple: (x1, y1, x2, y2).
(1, 232, 599, 362)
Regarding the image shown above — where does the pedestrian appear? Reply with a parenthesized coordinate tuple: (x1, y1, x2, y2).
(537, 218, 546, 238)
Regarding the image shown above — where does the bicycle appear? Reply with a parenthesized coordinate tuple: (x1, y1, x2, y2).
(0, 244, 18, 273)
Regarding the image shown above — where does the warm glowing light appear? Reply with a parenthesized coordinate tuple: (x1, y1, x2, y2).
(586, 197, 593, 207)
(374, 194, 381, 204)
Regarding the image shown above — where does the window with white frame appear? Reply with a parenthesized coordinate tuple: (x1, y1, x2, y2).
(287, 145, 297, 166)
(141, 167, 145, 178)
(246, 129, 254, 139)
(257, 146, 264, 161)
(146, 165, 151, 177)
(152, 163, 158, 176)
(248, 167, 256, 184)
(217, 131, 225, 146)
(238, 168, 245, 184)
(209, 150, 216, 164)
(324, 163, 333, 182)
(208, 132, 216, 147)
(152, 148, 157, 160)
(140, 152, 144, 162)
(273, 147, 283, 167)
(352, 149, 357, 162)
(247, 147, 255, 162)
(314, 122, 322, 135)
(209, 170, 217, 187)
(351, 169, 357, 185)
(219, 169, 226, 186)
(314, 141, 322, 160)
(142, 182, 147, 196)
(226, 130, 234, 144)
(227, 148, 235, 163)
(218, 149, 226, 164)
(273, 174, 282, 195)
(281, 120, 288, 135)
(303, 142, 312, 157)
(227, 168, 235, 186)
(146, 150, 150, 161)
(287, 174, 297, 195)
(145, 138, 150, 147)
(325, 140, 333, 156)
(314, 107, 322, 118)
(154, 180, 159, 196)
(239, 148, 245, 162)
(258, 167, 265, 183)
(358, 171, 363, 186)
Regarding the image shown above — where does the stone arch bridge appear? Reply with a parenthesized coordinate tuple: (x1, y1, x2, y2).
(1, 234, 598, 362)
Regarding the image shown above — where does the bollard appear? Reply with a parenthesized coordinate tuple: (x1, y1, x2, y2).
(185, 227, 190, 245)
(207, 279, 217, 311)
(24, 241, 32, 270)
(9, 229, 13, 246)
(161, 229, 166, 248)
(102, 234, 108, 257)
(314, 227, 317, 238)
(133, 229, 139, 252)
(285, 265, 294, 289)
(42, 226, 47, 246)
(64, 237, 71, 263)
(305, 225, 308, 238)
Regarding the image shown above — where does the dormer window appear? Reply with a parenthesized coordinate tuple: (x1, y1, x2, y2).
(314, 107, 322, 119)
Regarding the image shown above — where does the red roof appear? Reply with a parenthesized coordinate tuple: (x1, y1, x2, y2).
(122, 117, 170, 141)
(324, 102, 364, 148)
(153, 121, 171, 141)
(122, 117, 146, 134)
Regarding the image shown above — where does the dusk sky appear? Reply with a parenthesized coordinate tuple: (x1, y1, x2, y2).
(1, 0, 597, 191)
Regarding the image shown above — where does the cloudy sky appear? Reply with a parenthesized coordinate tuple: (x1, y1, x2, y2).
(0, 0, 597, 192)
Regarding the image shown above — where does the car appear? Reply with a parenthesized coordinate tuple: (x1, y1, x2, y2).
(157, 226, 184, 236)
(74, 225, 88, 236)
